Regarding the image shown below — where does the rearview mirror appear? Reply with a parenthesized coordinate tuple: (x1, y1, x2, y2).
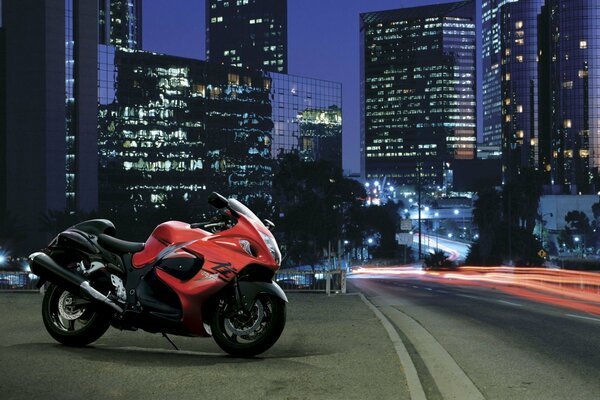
(208, 192, 229, 209)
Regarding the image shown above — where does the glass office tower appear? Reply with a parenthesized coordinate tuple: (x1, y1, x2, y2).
(98, 48, 274, 211)
(500, 0, 544, 180)
(482, 0, 517, 152)
(99, 0, 143, 49)
(361, 1, 476, 187)
(206, 0, 287, 73)
(538, 0, 600, 192)
(268, 74, 342, 167)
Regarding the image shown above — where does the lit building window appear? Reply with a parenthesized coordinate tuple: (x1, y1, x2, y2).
(516, 105, 523, 113)
(564, 119, 572, 128)
(580, 40, 587, 49)
(515, 21, 523, 29)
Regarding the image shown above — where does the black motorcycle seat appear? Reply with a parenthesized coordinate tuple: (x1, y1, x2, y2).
(98, 233, 145, 254)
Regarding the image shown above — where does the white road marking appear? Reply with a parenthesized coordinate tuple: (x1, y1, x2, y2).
(359, 294, 427, 400)
(497, 300, 523, 307)
(456, 293, 481, 301)
(566, 314, 600, 323)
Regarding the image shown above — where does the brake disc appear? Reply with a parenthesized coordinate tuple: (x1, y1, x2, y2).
(58, 291, 86, 320)
(225, 300, 265, 336)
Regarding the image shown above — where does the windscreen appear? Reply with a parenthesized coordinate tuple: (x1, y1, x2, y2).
(228, 198, 265, 227)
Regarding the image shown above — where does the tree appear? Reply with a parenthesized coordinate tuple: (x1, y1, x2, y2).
(272, 154, 366, 268)
(467, 168, 544, 266)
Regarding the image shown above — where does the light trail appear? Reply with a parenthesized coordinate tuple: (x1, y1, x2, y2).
(351, 265, 600, 316)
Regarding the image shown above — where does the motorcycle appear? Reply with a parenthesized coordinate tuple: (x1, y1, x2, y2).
(29, 192, 287, 357)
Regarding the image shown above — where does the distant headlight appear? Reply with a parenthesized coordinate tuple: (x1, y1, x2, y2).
(259, 231, 282, 266)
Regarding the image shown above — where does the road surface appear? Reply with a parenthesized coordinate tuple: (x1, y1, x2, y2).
(350, 274, 600, 400)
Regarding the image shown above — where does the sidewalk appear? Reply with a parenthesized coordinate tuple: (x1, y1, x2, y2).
(0, 292, 409, 400)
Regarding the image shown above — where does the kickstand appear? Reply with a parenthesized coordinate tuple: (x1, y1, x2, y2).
(162, 333, 179, 351)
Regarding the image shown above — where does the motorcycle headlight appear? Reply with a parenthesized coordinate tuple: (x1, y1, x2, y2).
(259, 231, 282, 266)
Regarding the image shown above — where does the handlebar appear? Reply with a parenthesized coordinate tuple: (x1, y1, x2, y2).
(190, 213, 232, 230)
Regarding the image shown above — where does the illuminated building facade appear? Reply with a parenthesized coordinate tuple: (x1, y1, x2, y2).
(360, 1, 476, 187)
(538, 0, 600, 192)
(500, 0, 545, 180)
(99, 0, 143, 49)
(98, 47, 274, 211)
(268, 74, 342, 166)
(206, 0, 287, 73)
(482, 0, 516, 152)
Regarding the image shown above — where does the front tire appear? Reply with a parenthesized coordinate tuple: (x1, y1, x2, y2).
(211, 293, 286, 357)
(42, 283, 111, 347)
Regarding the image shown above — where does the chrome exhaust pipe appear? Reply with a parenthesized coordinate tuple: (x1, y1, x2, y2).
(29, 252, 123, 313)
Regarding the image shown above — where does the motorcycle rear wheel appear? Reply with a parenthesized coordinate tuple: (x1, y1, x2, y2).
(211, 293, 286, 357)
(42, 283, 111, 347)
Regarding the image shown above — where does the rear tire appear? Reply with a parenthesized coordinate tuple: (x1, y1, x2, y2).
(211, 293, 286, 357)
(42, 283, 111, 347)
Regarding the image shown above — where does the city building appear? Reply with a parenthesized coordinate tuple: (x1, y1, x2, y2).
(98, 47, 274, 211)
(360, 1, 477, 187)
(482, 0, 516, 152)
(538, 0, 600, 193)
(99, 0, 143, 49)
(206, 0, 287, 73)
(2, 0, 99, 249)
(1, 0, 144, 249)
(500, 0, 545, 180)
(268, 74, 342, 166)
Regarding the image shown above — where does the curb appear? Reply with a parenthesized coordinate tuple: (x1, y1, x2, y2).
(358, 293, 427, 400)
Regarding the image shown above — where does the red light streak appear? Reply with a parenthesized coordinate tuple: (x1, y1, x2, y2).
(351, 265, 600, 315)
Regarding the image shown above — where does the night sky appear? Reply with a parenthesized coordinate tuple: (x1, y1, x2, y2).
(144, 0, 482, 174)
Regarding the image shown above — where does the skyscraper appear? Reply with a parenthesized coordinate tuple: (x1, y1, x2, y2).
(206, 0, 287, 73)
(538, 0, 600, 192)
(1, 0, 143, 249)
(360, 1, 476, 187)
(99, 0, 143, 49)
(482, 0, 516, 152)
(499, 0, 545, 180)
(2, 0, 98, 249)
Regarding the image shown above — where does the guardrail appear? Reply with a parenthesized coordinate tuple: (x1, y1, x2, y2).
(0, 271, 39, 291)
(1, 269, 348, 295)
(275, 270, 347, 295)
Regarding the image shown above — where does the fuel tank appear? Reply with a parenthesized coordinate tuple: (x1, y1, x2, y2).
(132, 221, 208, 268)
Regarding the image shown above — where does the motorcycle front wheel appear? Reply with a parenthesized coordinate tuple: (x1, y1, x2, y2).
(211, 293, 286, 357)
(42, 283, 111, 347)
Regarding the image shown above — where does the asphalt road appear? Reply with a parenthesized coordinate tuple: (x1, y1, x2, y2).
(0, 292, 408, 400)
(350, 276, 600, 400)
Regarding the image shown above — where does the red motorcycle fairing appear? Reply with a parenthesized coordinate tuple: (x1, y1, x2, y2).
(130, 216, 279, 336)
